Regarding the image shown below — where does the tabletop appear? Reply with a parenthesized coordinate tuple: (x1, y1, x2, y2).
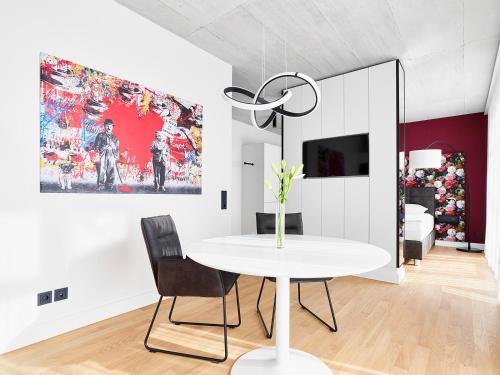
(186, 234, 391, 279)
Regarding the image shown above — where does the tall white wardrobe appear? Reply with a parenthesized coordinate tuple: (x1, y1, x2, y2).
(283, 60, 404, 283)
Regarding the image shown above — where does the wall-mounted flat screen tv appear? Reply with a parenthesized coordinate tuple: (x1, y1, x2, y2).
(303, 133, 369, 178)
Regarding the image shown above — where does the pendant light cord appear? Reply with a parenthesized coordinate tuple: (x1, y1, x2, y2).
(285, 41, 288, 90)
(261, 26, 266, 97)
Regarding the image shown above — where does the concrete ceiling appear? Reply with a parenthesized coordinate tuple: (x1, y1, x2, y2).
(116, 0, 500, 130)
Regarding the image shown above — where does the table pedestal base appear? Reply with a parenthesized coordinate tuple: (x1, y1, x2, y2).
(230, 347, 332, 375)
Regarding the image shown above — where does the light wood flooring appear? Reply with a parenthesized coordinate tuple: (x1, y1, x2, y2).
(1, 246, 499, 374)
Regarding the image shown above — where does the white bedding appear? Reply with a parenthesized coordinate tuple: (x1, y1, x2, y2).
(404, 213, 434, 241)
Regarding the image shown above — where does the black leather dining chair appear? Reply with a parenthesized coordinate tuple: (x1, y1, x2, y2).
(141, 215, 241, 363)
(255, 212, 338, 338)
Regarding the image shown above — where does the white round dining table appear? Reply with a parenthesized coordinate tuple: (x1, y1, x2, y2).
(186, 234, 391, 375)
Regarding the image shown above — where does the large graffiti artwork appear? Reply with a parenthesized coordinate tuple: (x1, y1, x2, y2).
(40, 53, 202, 194)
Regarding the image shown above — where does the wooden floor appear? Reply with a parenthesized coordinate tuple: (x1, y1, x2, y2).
(1, 246, 499, 374)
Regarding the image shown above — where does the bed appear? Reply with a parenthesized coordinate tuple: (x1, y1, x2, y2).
(404, 187, 436, 263)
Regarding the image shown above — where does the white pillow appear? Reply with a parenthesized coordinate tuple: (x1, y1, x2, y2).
(405, 203, 428, 214)
(405, 213, 428, 222)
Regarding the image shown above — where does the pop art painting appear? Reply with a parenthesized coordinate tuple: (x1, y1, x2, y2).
(39, 53, 202, 194)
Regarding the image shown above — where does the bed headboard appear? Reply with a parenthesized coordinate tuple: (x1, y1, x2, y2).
(406, 187, 436, 215)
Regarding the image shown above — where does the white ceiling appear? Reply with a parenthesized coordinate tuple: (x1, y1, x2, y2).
(116, 0, 500, 128)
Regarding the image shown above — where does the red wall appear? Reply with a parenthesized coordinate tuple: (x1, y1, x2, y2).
(401, 113, 488, 243)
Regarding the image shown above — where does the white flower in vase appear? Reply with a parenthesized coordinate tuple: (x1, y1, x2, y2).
(265, 160, 304, 248)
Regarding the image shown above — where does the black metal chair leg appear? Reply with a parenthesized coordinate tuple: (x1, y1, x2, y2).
(144, 294, 229, 363)
(298, 281, 338, 332)
(222, 292, 228, 361)
(169, 281, 241, 329)
(256, 277, 276, 339)
(144, 295, 163, 350)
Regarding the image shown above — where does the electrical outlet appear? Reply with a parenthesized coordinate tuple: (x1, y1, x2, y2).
(37, 291, 52, 306)
(54, 287, 68, 302)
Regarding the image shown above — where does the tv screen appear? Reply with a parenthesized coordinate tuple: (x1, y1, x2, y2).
(303, 134, 369, 178)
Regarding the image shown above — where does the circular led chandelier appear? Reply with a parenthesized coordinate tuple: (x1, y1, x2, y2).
(223, 71, 321, 130)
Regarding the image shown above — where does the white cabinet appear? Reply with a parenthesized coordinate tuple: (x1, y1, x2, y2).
(283, 85, 303, 167)
(242, 143, 282, 234)
(345, 177, 370, 242)
(301, 178, 322, 235)
(302, 81, 322, 141)
(344, 69, 369, 135)
(322, 76, 344, 138)
(322, 178, 345, 238)
(369, 61, 397, 255)
(282, 60, 400, 282)
(283, 86, 303, 213)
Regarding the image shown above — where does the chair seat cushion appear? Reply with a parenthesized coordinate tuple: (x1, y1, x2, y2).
(265, 276, 332, 283)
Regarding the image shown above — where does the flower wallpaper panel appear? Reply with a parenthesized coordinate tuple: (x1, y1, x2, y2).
(402, 152, 466, 242)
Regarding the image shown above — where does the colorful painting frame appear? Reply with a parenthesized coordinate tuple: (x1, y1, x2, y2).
(39, 53, 203, 194)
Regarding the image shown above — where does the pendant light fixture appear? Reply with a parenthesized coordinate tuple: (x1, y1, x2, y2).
(222, 27, 321, 130)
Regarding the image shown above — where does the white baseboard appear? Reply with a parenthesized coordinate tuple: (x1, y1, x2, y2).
(1, 290, 160, 355)
(356, 265, 405, 284)
(435, 240, 485, 250)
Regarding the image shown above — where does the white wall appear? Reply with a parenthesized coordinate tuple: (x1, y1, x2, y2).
(231, 120, 281, 235)
(284, 61, 404, 284)
(0, 0, 232, 354)
(484, 43, 500, 300)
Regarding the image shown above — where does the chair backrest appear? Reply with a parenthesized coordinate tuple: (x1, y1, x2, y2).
(256, 212, 303, 235)
(141, 215, 183, 285)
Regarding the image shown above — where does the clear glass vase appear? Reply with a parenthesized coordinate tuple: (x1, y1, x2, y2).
(276, 201, 285, 248)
